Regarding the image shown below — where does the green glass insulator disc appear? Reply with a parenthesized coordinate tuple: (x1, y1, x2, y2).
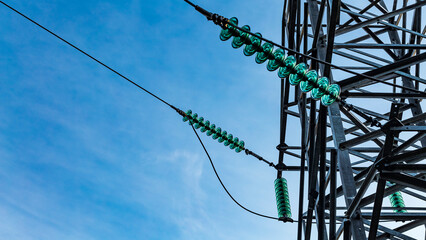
(189, 113, 198, 125)
(277, 202, 291, 208)
(393, 191, 401, 196)
(229, 137, 239, 149)
(206, 124, 216, 136)
(200, 120, 210, 132)
(328, 84, 341, 100)
(212, 127, 221, 139)
(390, 194, 403, 204)
(277, 56, 296, 78)
(311, 77, 329, 100)
(289, 63, 308, 86)
(285, 210, 292, 218)
(394, 200, 405, 205)
(235, 140, 245, 153)
(194, 117, 204, 129)
(300, 70, 317, 92)
(277, 207, 290, 215)
(243, 32, 262, 56)
(321, 84, 341, 106)
(255, 43, 274, 64)
(224, 134, 233, 146)
(182, 109, 192, 122)
(232, 25, 251, 49)
(391, 200, 404, 206)
(277, 203, 291, 211)
(220, 17, 239, 41)
(275, 181, 288, 189)
(266, 48, 285, 72)
(274, 178, 287, 186)
(218, 131, 227, 143)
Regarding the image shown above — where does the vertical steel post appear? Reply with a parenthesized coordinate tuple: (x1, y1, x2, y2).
(277, 0, 290, 179)
(343, 220, 351, 240)
(297, 4, 309, 240)
(318, 106, 328, 240)
(330, 149, 337, 240)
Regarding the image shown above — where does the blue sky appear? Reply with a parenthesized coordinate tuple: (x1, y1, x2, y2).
(1, 0, 425, 239)
(0, 0, 304, 239)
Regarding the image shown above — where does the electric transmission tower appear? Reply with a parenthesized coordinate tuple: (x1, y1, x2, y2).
(185, 0, 426, 239)
(5, 0, 425, 238)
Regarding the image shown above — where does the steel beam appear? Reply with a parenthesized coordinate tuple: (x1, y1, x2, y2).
(334, 43, 426, 49)
(338, 0, 381, 29)
(338, 51, 426, 90)
(383, 164, 426, 173)
(345, 165, 377, 219)
(376, 220, 426, 240)
(341, 92, 426, 99)
(384, 147, 426, 165)
(333, 49, 426, 85)
(339, 112, 426, 149)
(336, 1, 426, 37)
(367, 177, 386, 240)
(362, 218, 417, 240)
(380, 172, 426, 192)
(358, 173, 426, 209)
(330, 149, 337, 240)
(362, 213, 426, 221)
(339, 2, 398, 60)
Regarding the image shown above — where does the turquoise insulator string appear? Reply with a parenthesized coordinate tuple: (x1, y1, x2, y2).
(274, 178, 292, 219)
(389, 190, 407, 213)
(182, 109, 245, 153)
(219, 17, 342, 106)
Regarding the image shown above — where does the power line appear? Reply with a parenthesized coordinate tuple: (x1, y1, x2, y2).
(183, 0, 196, 8)
(183, 0, 426, 95)
(0, 0, 275, 168)
(0, 1, 275, 166)
(189, 124, 288, 222)
(0, 1, 176, 110)
(0, 1, 285, 220)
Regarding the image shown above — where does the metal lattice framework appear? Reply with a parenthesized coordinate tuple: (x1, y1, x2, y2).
(186, 0, 425, 238)
(277, 0, 426, 239)
(3, 0, 425, 238)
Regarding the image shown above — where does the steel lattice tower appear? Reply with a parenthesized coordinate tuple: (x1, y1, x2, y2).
(185, 0, 425, 238)
(277, 0, 426, 239)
